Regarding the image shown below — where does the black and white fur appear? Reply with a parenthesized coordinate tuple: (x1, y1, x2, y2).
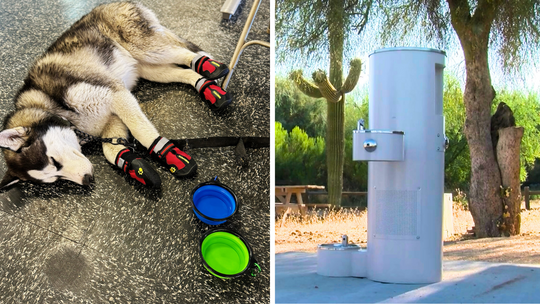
(0, 2, 214, 187)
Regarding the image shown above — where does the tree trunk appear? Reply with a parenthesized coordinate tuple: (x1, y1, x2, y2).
(326, 0, 345, 206)
(447, 0, 504, 237)
(496, 127, 524, 236)
(462, 42, 503, 237)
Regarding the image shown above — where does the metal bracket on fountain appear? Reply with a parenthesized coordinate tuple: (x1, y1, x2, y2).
(353, 119, 404, 162)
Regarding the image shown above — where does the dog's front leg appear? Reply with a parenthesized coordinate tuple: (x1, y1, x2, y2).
(111, 89, 197, 181)
(101, 114, 161, 188)
(110, 90, 160, 148)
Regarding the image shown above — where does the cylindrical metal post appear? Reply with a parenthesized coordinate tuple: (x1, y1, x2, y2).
(366, 48, 446, 284)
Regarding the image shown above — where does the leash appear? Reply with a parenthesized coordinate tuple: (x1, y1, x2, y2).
(73, 128, 137, 149)
(73, 127, 269, 167)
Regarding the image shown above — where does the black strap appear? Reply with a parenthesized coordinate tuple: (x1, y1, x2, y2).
(74, 128, 136, 149)
(80, 134, 269, 168)
(173, 137, 269, 168)
(172, 137, 269, 150)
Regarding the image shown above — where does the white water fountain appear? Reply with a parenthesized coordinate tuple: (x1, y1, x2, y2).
(317, 47, 447, 284)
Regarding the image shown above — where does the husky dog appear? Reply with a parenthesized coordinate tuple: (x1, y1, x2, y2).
(0, 2, 233, 189)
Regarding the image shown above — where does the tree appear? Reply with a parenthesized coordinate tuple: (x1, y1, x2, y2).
(276, 73, 540, 199)
(275, 76, 370, 197)
(443, 75, 471, 191)
(275, 76, 327, 138)
(379, 0, 540, 237)
(275, 122, 326, 185)
(444, 78, 540, 193)
(493, 91, 540, 182)
(276, 0, 373, 206)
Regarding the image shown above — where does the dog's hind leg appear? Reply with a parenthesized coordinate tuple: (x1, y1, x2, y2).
(101, 114, 161, 188)
(138, 62, 232, 112)
(138, 63, 201, 86)
(111, 90, 197, 178)
(141, 29, 231, 81)
(128, 26, 232, 111)
(114, 4, 229, 81)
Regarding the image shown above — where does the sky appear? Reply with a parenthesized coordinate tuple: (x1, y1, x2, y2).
(275, 11, 540, 99)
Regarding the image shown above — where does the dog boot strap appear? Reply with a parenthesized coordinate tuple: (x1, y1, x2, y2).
(191, 55, 229, 80)
(149, 137, 197, 178)
(115, 148, 161, 188)
(195, 78, 232, 111)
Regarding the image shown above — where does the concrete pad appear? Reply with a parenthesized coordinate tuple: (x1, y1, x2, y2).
(276, 252, 540, 303)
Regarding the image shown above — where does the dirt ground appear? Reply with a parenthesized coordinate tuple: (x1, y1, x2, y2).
(275, 201, 540, 265)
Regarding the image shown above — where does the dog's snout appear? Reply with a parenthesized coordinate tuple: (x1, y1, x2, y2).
(82, 174, 94, 186)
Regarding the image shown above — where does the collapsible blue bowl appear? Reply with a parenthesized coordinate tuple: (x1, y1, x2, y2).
(190, 177, 238, 225)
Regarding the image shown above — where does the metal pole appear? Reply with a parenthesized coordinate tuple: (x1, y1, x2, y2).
(221, 0, 269, 90)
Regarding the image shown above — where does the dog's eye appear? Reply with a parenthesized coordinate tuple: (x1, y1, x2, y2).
(51, 157, 63, 170)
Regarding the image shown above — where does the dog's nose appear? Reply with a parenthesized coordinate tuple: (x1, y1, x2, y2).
(82, 174, 94, 186)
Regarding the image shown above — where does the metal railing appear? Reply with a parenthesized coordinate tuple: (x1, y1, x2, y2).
(304, 190, 367, 208)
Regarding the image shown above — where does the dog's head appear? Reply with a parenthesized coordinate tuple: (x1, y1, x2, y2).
(0, 111, 93, 189)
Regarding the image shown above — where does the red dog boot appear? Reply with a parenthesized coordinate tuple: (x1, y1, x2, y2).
(191, 54, 229, 80)
(148, 137, 197, 178)
(115, 148, 161, 188)
(195, 78, 233, 111)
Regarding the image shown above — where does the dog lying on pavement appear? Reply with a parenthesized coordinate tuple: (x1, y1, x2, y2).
(0, 2, 232, 189)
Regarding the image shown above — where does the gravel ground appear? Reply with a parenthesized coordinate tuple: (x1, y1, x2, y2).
(276, 202, 540, 265)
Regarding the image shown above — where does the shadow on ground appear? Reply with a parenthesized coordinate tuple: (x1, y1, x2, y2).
(276, 252, 540, 303)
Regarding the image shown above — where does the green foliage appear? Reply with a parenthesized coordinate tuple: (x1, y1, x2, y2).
(275, 76, 326, 138)
(376, 0, 540, 73)
(275, 77, 369, 191)
(275, 122, 326, 185)
(277, 0, 370, 206)
(492, 91, 540, 181)
(276, 0, 374, 62)
(443, 75, 470, 191)
(343, 95, 369, 191)
(276, 74, 540, 192)
(442, 75, 540, 190)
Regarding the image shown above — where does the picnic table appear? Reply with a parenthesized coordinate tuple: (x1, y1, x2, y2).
(275, 185, 326, 217)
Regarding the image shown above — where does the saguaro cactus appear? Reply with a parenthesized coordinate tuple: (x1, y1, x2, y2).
(289, 59, 362, 206)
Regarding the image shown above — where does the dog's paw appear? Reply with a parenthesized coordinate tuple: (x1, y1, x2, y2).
(192, 55, 229, 80)
(116, 148, 161, 188)
(196, 79, 233, 111)
(148, 137, 197, 178)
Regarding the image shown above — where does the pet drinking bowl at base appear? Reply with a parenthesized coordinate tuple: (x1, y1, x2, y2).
(190, 177, 238, 225)
(199, 229, 260, 279)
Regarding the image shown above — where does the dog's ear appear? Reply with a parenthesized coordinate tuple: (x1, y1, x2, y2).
(0, 127, 28, 152)
(0, 170, 20, 191)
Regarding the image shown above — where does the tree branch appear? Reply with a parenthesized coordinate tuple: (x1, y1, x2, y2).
(351, 0, 373, 34)
(446, 0, 472, 36)
(471, 0, 501, 35)
(446, 0, 471, 22)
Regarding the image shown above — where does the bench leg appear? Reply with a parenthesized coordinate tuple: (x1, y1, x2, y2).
(281, 207, 291, 226)
(296, 193, 306, 216)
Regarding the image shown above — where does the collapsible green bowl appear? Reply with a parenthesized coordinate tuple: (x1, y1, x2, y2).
(199, 229, 260, 279)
